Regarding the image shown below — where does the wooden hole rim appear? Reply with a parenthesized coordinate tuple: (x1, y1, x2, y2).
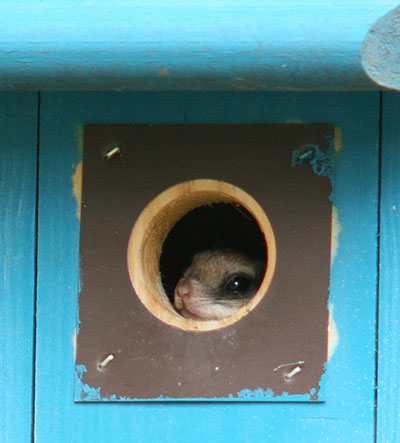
(127, 179, 276, 332)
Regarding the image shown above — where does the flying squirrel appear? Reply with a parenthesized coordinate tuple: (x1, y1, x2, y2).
(173, 249, 265, 320)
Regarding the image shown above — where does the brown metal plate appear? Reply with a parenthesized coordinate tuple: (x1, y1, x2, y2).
(75, 124, 333, 401)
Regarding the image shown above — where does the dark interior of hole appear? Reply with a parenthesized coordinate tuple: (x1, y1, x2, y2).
(160, 203, 267, 302)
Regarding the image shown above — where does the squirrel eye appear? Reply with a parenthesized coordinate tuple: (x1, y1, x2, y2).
(226, 276, 250, 293)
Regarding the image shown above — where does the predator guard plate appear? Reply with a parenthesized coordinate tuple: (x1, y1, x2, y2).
(75, 124, 334, 402)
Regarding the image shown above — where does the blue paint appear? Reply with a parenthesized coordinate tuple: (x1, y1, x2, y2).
(292, 140, 335, 202)
(235, 387, 319, 402)
(31, 92, 379, 441)
(292, 142, 335, 181)
(376, 92, 400, 441)
(75, 366, 102, 402)
(236, 388, 275, 399)
(0, 3, 396, 90)
(76, 374, 319, 403)
(0, 93, 39, 443)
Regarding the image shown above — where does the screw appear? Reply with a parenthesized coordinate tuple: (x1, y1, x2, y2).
(98, 354, 115, 369)
(105, 147, 121, 160)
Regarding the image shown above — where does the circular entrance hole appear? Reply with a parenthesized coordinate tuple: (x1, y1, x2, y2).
(127, 179, 276, 332)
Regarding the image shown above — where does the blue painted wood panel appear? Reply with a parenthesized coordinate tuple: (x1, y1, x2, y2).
(0, 93, 39, 442)
(33, 92, 379, 442)
(377, 92, 400, 442)
(0, 2, 396, 90)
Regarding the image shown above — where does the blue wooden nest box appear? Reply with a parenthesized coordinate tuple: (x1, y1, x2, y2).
(2, 2, 400, 442)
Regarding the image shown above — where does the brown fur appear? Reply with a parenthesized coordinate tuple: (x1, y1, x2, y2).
(173, 249, 264, 320)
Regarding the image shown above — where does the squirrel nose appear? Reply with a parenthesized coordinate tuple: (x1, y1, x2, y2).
(174, 278, 193, 309)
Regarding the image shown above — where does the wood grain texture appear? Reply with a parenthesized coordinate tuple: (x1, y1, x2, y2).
(34, 92, 379, 441)
(0, 93, 38, 442)
(0, 2, 396, 90)
(377, 92, 400, 442)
